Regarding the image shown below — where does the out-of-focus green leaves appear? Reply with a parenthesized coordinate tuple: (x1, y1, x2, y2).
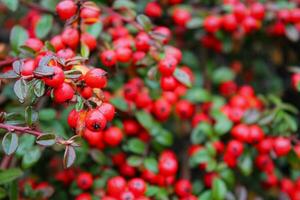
(0, 168, 23, 185)
(10, 26, 28, 54)
(35, 15, 53, 39)
(1, 0, 18, 11)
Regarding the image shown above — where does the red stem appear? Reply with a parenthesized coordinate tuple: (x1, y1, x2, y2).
(0, 58, 17, 67)
(0, 123, 42, 137)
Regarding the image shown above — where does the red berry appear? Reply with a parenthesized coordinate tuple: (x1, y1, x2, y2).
(75, 193, 92, 200)
(153, 98, 172, 121)
(123, 120, 140, 136)
(204, 172, 218, 188)
(98, 103, 115, 121)
(273, 137, 291, 157)
(57, 48, 75, 60)
(25, 38, 43, 52)
(135, 92, 152, 109)
(256, 138, 273, 154)
(204, 15, 221, 33)
(76, 172, 93, 190)
(175, 100, 195, 119)
(291, 73, 300, 90)
(248, 125, 264, 143)
(116, 47, 132, 63)
(227, 140, 244, 157)
(175, 179, 192, 197)
(104, 126, 123, 146)
(135, 32, 151, 52)
(43, 66, 65, 87)
(81, 33, 97, 51)
(158, 57, 177, 76)
(56, 0, 77, 20)
(85, 108, 106, 131)
(222, 14, 238, 32)
(80, 86, 93, 99)
(83, 129, 103, 147)
(231, 124, 250, 142)
(153, 26, 171, 44)
(53, 83, 74, 103)
(172, 8, 191, 26)
(128, 178, 147, 197)
(67, 109, 79, 129)
(100, 50, 117, 67)
(120, 191, 135, 200)
(80, 6, 100, 24)
(158, 156, 178, 176)
(21, 59, 36, 76)
(61, 28, 79, 49)
(144, 2, 162, 18)
(107, 176, 127, 198)
(242, 16, 259, 33)
(50, 35, 65, 51)
(250, 3, 265, 20)
(84, 68, 107, 88)
(160, 76, 178, 91)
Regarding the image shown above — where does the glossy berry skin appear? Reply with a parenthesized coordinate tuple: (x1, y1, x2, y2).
(250, 3, 265, 20)
(123, 120, 140, 136)
(172, 8, 191, 26)
(175, 100, 195, 119)
(80, 86, 93, 99)
(61, 28, 79, 49)
(98, 103, 115, 121)
(227, 140, 244, 157)
(76, 172, 93, 190)
(153, 98, 172, 121)
(56, 0, 77, 20)
(107, 176, 127, 198)
(80, 6, 100, 24)
(53, 83, 74, 103)
(175, 179, 192, 197)
(84, 68, 107, 88)
(291, 73, 300, 90)
(43, 66, 65, 88)
(160, 76, 177, 91)
(21, 59, 36, 76)
(204, 16, 221, 33)
(75, 193, 92, 200)
(135, 32, 151, 52)
(100, 50, 117, 67)
(83, 129, 103, 147)
(57, 48, 75, 60)
(67, 109, 79, 129)
(81, 33, 97, 51)
(222, 14, 238, 32)
(120, 191, 135, 200)
(158, 156, 178, 176)
(25, 38, 43, 52)
(158, 57, 177, 76)
(248, 125, 264, 143)
(128, 178, 146, 197)
(50, 35, 65, 52)
(116, 47, 132, 63)
(273, 137, 291, 157)
(85, 109, 107, 131)
(231, 124, 250, 142)
(144, 2, 162, 18)
(104, 126, 123, 146)
(204, 172, 218, 188)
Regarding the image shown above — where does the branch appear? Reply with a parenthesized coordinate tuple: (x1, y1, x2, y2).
(0, 58, 17, 67)
(0, 123, 42, 137)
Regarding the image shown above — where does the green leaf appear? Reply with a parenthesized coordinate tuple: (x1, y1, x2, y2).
(36, 134, 56, 146)
(184, 88, 211, 103)
(191, 123, 213, 144)
(144, 157, 158, 173)
(9, 181, 17, 200)
(75, 96, 84, 111)
(2, 132, 18, 155)
(136, 14, 153, 32)
(238, 154, 253, 176)
(214, 116, 232, 135)
(155, 130, 173, 146)
(199, 190, 212, 200)
(39, 109, 56, 121)
(90, 149, 107, 165)
(127, 138, 146, 155)
(219, 168, 235, 187)
(10, 26, 28, 53)
(212, 67, 234, 84)
(25, 106, 38, 126)
(63, 145, 76, 168)
(22, 147, 41, 168)
(13, 79, 28, 103)
(212, 178, 227, 200)
(1, 0, 18, 11)
(110, 97, 128, 111)
(86, 22, 102, 38)
(0, 187, 6, 199)
(16, 135, 35, 157)
(81, 43, 90, 58)
(135, 111, 154, 130)
(35, 14, 53, 39)
(186, 18, 203, 29)
(127, 156, 143, 167)
(33, 79, 45, 97)
(113, 0, 136, 10)
(174, 68, 192, 87)
(190, 149, 211, 167)
(0, 168, 23, 185)
(0, 70, 19, 79)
